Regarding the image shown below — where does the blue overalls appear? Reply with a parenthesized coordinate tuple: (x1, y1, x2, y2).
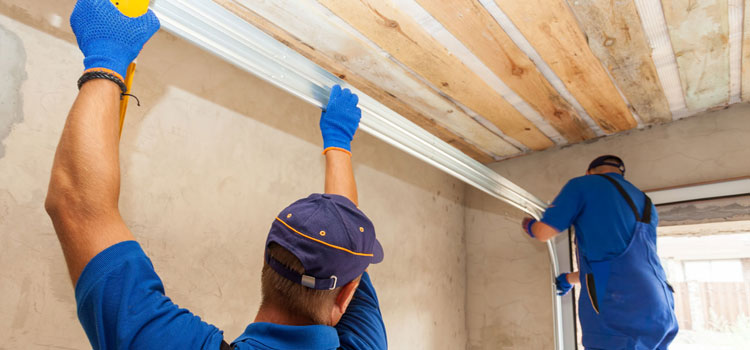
(577, 175, 679, 350)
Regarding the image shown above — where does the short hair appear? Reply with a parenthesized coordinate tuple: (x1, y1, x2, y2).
(261, 243, 354, 324)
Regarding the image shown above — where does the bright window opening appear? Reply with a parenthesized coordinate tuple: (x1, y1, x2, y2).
(658, 231, 750, 350)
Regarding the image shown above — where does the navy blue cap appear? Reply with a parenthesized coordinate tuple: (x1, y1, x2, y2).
(265, 193, 384, 290)
(588, 155, 625, 174)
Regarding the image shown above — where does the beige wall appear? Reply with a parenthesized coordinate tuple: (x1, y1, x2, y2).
(465, 102, 750, 349)
(490, 103, 750, 201)
(0, 2, 467, 348)
(465, 191, 554, 350)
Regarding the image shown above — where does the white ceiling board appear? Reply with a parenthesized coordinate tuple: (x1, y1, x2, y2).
(634, 0, 689, 119)
(729, 0, 743, 104)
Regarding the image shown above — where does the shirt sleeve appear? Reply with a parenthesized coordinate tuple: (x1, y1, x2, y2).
(74, 240, 225, 350)
(335, 272, 388, 350)
(651, 202, 659, 227)
(541, 179, 585, 232)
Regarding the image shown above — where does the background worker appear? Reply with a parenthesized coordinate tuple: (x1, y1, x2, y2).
(45, 0, 386, 348)
(521, 155, 679, 350)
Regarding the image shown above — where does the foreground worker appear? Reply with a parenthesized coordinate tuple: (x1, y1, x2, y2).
(45, 1, 386, 349)
(521, 155, 678, 350)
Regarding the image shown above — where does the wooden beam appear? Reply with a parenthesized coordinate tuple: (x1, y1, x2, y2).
(218, 0, 517, 162)
(568, 0, 673, 124)
(494, 0, 637, 133)
(318, 0, 555, 150)
(662, 0, 730, 110)
(415, 0, 595, 142)
(742, 0, 750, 101)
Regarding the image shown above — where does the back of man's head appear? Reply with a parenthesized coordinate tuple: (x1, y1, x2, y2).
(587, 155, 626, 175)
(259, 193, 383, 326)
(260, 242, 347, 325)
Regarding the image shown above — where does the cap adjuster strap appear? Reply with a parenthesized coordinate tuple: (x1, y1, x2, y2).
(301, 275, 316, 288)
(266, 253, 338, 290)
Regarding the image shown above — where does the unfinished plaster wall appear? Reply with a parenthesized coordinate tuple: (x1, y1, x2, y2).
(0, 2, 467, 348)
(465, 191, 553, 350)
(465, 103, 750, 349)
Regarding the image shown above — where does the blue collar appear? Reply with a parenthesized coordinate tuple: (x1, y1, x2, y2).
(232, 322, 340, 349)
(595, 172, 624, 179)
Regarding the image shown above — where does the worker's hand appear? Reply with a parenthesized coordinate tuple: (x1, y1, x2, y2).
(555, 273, 573, 296)
(320, 85, 361, 154)
(521, 217, 536, 238)
(70, 0, 160, 81)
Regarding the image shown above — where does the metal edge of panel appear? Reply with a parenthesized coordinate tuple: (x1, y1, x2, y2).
(151, 0, 563, 348)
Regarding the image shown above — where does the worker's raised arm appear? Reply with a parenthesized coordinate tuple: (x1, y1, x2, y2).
(522, 218, 560, 242)
(521, 178, 585, 242)
(318, 86, 387, 349)
(320, 85, 361, 205)
(45, 3, 227, 349)
(45, 0, 160, 284)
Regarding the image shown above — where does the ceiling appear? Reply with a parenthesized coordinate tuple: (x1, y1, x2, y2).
(212, 0, 748, 163)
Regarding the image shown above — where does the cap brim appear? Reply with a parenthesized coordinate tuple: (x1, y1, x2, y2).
(370, 239, 384, 264)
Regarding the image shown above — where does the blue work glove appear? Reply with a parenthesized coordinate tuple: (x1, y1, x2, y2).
(522, 217, 537, 238)
(70, 0, 160, 81)
(555, 273, 573, 296)
(320, 85, 361, 154)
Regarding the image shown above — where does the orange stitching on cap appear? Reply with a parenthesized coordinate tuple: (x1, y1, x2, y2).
(359, 227, 364, 232)
(319, 230, 326, 236)
(275, 217, 373, 257)
(286, 213, 292, 219)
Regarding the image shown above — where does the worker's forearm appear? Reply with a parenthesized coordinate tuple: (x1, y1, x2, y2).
(46, 79, 131, 284)
(531, 221, 559, 242)
(46, 79, 122, 215)
(567, 271, 580, 285)
(324, 150, 358, 206)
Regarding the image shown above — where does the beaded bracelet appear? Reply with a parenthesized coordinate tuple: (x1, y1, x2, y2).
(77, 70, 128, 95)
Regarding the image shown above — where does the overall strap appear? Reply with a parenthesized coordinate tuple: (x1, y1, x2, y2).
(642, 194, 653, 224)
(597, 174, 652, 223)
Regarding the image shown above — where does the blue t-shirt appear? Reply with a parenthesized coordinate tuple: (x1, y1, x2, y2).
(75, 241, 387, 350)
(540, 173, 658, 261)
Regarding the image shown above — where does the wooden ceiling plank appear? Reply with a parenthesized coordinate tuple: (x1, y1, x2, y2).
(662, 0, 730, 110)
(317, 0, 555, 151)
(218, 0, 516, 161)
(568, 0, 673, 124)
(741, 0, 750, 101)
(415, 0, 594, 143)
(493, 0, 637, 134)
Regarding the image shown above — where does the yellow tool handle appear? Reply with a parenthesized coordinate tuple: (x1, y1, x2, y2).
(118, 62, 136, 138)
(111, 1, 148, 137)
(109, 0, 149, 17)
